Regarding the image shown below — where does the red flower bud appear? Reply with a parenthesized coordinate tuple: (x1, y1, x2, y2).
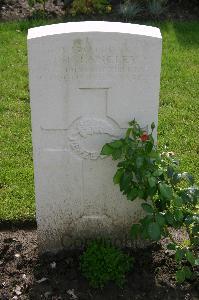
(140, 132, 149, 142)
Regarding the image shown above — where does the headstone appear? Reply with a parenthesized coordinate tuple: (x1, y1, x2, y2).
(28, 21, 162, 252)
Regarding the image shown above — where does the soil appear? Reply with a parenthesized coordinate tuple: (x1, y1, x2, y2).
(0, 0, 65, 21)
(0, 0, 198, 21)
(0, 230, 198, 300)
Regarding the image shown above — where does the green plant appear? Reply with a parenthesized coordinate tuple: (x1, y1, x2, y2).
(101, 119, 199, 283)
(80, 240, 133, 288)
(147, 0, 167, 18)
(70, 0, 111, 15)
(118, 1, 142, 20)
(28, 0, 47, 13)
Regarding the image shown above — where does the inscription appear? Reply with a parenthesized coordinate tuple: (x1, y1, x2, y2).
(65, 55, 135, 75)
(63, 44, 136, 79)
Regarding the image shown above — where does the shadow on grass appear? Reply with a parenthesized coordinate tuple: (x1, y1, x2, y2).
(159, 21, 199, 49)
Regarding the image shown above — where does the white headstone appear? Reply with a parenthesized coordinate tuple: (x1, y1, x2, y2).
(28, 21, 162, 252)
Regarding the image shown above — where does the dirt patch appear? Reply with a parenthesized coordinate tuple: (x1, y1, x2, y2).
(0, 230, 198, 299)
(0, 0, 64, 21)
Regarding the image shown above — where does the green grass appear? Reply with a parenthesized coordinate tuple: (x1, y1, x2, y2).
(0, 20, 198, 222)
(158, 22, 199, 177)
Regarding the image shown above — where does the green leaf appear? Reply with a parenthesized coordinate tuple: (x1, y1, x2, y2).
(149, 151, 161, 161)
(128, 119, 137, 127)
(153, 170, 163, 177)
(166, 212, 175, 226)
(184, 215, 194, 225)
(175, 249, 185, 261)
(113, 169, 123, 184)
(183, 266, 192, 279)
(145, 141, 153, 153)
(173, 196, 183, 207)
(174, 209, 184, 222)
(136, 156, 144, 168)
(167, 243, 176, 250)
(140, 227, 149, 239)
(112, 148, 122, 160)
(172, 173, 182, 184)
(131, 224, 141, 239)
(127, 188, 138, 201)
(185, 251, 195, 266)
(109, 140, 123, 149)
(176, 269, 185, 283)
(141, 203, 153, 214)
(181, 172, 194, 185)
(167, 166, 174, 178)
(148, 176, 156, 188)
(192, 237, 199, 247)
(147, 222, 161, 241)
(125, 128, 132, 138)
(156, 213, 166, 227)
(140, 215, 153, 226)
(101, 144, 113, 156)
(138, 189, 144, 199)
(159, 183, 173, 200)
(120, 173, 131, 192)
(180, 190, 191, 203)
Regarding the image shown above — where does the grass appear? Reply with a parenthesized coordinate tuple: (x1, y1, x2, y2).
(158, 22, 199, 176)
(0, 20, 198, 223)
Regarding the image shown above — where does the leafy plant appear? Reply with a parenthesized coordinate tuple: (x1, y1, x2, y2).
(28, 0, 47, 13)
(101, 119, 199, 283)
(118, 0, 142, 20)
(70, 0, 111, 15)
(80, 240, 133, 288)
(147, 0, 167, 18)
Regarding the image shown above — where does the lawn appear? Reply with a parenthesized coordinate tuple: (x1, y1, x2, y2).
(0, 20, 199, 223)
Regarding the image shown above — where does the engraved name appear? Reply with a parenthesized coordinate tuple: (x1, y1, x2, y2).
(65, 55, 135, 74)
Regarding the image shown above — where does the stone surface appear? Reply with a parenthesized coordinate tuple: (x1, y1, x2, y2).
(28, 21, 162, 252)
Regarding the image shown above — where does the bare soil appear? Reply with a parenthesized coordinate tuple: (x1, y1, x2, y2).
(0, 0, 65, 21)
(0, 230, 198, 300)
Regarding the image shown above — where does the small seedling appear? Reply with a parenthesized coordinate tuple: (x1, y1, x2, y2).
(80, 240, 133, 288)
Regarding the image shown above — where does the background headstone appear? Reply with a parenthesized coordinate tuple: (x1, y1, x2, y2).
(28, 21, 162, 252)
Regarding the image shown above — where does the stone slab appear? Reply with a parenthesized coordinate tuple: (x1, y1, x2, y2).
(28, 21, 162, 252)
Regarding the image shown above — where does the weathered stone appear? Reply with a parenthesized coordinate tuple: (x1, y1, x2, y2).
(28, 21, 162, 252)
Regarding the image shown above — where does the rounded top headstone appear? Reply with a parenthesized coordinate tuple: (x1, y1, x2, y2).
(28, 21, 161, 40)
